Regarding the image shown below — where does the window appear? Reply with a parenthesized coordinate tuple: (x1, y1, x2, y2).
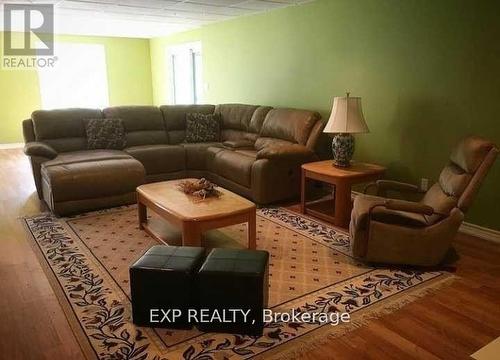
(37, 43, 109, 109)
(168, 42, 203, 105)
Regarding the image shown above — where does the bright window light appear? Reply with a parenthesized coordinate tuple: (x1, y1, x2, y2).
(37, 43, 109, 109)
(167, 42, 203, 105)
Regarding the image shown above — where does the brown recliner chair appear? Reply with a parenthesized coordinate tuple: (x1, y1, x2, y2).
(350, 136, 498, 266)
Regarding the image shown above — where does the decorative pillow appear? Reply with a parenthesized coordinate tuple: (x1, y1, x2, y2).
(85, 118, 127, 150)
(185, 113, 221, 143)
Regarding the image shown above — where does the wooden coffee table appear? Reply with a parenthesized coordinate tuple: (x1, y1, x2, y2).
(137, 179, 256, 249)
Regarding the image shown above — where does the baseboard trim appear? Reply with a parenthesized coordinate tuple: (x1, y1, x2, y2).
(352, 191, 499, 243)
(459, 222, 500, 243)
(0, 142, 23, 149)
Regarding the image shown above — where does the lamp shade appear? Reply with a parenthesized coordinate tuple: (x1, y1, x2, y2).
(323, 95, 369, 134)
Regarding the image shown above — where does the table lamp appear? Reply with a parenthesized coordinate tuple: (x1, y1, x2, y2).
(323, 93, 369, 167)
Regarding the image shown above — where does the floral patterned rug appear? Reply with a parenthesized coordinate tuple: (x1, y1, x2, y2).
(23, 206, 453, 360)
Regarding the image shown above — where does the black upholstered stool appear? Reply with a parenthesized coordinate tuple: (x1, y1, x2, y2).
(129, 245, 204, 329)
(197, 248, 269, 336)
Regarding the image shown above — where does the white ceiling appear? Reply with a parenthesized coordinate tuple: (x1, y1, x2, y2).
(0, 0, 314, 38)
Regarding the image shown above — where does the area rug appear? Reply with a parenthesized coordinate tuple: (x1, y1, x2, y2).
(22, 206, 454, 360)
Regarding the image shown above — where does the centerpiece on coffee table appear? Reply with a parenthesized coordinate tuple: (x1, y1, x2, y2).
(177, 178, 221, 199)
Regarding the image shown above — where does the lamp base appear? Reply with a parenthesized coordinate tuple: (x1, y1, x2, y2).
(331, 133, 354, 168)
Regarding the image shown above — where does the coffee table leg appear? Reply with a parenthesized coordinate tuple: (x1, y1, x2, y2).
(248, 208, 256, 250)
(182, 223, 202, 247)
(138, 200, 147, 230)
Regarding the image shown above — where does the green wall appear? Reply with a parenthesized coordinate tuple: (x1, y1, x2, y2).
(150, 0, 500, 229)
(0, 33, 153, 143)
(0, 0, 498, 229)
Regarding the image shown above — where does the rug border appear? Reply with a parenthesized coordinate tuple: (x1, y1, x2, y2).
(276, 207, 349, 234)
(20, 216, 98, 360)
(255, 273, 455, 360)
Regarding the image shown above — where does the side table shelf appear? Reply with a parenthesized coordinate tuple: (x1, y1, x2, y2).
(300, 161, 386, 228)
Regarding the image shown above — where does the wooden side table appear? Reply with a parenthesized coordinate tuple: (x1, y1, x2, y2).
(301, 161, 386, 228)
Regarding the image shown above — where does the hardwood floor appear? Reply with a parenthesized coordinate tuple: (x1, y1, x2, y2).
(0, 148, 499, 359)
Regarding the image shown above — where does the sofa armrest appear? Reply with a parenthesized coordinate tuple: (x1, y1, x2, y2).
(256, 144, 314, 161)
(364, 180, 423, 195)
(24, 142, 58, 159)
(222, 140, 255, 149)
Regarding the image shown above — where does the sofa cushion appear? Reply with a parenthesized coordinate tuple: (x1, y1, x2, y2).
(103, 106, 167, 147)
(221, 129, 258, 142)
(259, 108, 320, 146)
(42, 151, 144, 202)
(160, 105, 215, 144)
(212, 150, 255, 188)
(185, 113, 221, 143)
(85, 118, 127, 150)
(43, 150, 131, 167)
(222, 140, 255, 149)
(234, 149, 258, 159)
(215, 104, 259, 132)
(205, 146, 226, 171)
(42, 159, 144, 203)
(125, 145, 185, 175)
(182, 142, 222, 170)
(256, 144, 314, 161)
(31, 108, 102, 152)
(249, 106, 273, 133)
(254, 137, 295, 151)
(216, 105, 272, 142)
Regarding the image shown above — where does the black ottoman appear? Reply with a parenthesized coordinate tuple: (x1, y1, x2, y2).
(130, 245, 204, 329)
(197, 248, 269, 336)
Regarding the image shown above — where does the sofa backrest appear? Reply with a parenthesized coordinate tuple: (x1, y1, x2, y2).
(215, 104, 272, 142)
(103, 106, 167, 147)
(159, 104, 215, 144)
(255, 108, 322, 150)
(26, 104, 323, 152)
(31, 108, 102, 152)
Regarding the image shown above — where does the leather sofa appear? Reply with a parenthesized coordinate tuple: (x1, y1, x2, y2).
(23, 104, 323, 215)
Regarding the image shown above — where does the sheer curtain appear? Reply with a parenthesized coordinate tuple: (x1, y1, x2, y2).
(167, 42, 203, 105)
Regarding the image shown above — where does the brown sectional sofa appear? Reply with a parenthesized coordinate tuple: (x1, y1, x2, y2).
(23, 104, 323, 215)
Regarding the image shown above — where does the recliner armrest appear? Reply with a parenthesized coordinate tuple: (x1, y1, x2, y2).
(364, 180, 423, 195)
(222, 140, 255, 149)
(366, 198, 451, 227)
(256, 144, 315, 161)
(382, 199, 434, 215)
(24, 141, 58, 159)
